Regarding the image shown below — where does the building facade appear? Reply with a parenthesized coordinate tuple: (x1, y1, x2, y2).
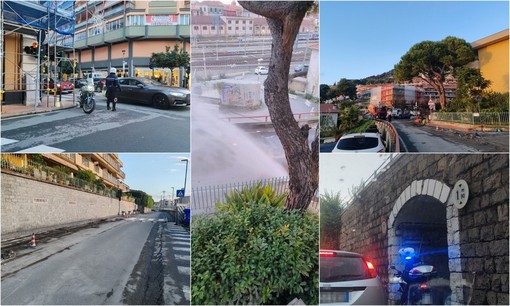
(2, 153, 128, 191)
(73, 0, 190, 86)
(470, 29, 509, 93)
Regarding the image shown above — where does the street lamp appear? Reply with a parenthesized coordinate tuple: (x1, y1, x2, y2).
(162, 190, 166, 207)
(122, 49, 126, 77)
(181, 159, 189, 195)
(171, 187, 175, 204)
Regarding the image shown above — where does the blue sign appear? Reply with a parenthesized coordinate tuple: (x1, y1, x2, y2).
(176, 189, 185, 198)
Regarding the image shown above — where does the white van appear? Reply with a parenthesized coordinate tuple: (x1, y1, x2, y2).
(86, 72, 105, 84)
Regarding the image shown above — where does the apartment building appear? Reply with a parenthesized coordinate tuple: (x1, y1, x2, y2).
(3, 153, 128, 191)
(470, 29, 509, 93)
(73, 0, 190, 86)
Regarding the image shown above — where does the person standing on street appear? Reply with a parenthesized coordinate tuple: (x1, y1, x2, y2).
(105, 67, 121, 111)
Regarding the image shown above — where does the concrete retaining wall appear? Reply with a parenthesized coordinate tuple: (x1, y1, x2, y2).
(1, 172, 137, 235)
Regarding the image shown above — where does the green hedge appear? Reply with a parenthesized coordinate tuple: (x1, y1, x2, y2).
(192, 203, 319, 305)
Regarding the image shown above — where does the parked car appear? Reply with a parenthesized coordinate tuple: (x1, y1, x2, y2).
(320, 250, 387, 305)
(294, 64, 309, 72)
(116, 77, 190, 108)
(41, 76, 74, 93)
(332, 133, 385, 153)
(255, 66, 269, 75)
(70, 78, 88, 89)
(365, 124, 380, 134)
(94, 78, 106, 92)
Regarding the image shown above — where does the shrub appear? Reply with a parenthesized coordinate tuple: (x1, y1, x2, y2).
(75, 169, 96, 183)
(216, 183, 286, 213)
(192, 202, 319, 305)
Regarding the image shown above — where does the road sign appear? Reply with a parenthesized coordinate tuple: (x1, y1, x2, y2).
(176, 189, 185, 198)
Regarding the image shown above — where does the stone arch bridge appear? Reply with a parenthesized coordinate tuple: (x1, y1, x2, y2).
(338, 154, 508, 305)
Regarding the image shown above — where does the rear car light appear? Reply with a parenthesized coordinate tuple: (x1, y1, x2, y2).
(420, 283, 429, 289)
(320, 251, 336, 257)
(365, 260, 377, 278)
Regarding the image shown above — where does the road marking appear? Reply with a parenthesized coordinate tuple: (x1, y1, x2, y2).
(177, 266, 190, 276)
(1, 138, 19, 146)
(399, 135, 409, 152)
(16, 145, 65, 153)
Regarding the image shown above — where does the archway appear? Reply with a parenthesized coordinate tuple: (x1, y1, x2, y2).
(387, 179, 462, 304)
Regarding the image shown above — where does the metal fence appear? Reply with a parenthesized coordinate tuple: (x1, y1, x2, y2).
(192, 177, 319, 216)
(430, 112, 509, 126)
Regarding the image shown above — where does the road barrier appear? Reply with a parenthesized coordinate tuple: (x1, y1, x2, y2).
(30, 233, 36, 248)
(375, 119, 400, 152)
(430, 112, 509, 127)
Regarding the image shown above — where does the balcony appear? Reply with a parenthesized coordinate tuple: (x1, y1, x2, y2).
(104, 28, 125, 43)
(125, 26, 145, 38)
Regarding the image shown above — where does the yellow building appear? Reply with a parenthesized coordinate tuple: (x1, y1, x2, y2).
(1, 153, 128, 191)
(471, 29, 509, 93)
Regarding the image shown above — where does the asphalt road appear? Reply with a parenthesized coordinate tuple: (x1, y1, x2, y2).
(392, 119, 508, 152)
(0, 212, 190, 305)
(319, 119, 509, 153)
(1, 95, 190, 153)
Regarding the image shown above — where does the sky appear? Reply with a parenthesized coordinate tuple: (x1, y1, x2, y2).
(118, 153, 191, 202)
(320, 0, 510, 85)
(320, 153, 394, 203)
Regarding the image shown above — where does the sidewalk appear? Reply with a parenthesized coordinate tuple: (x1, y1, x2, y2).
(1, 93, 78, 119)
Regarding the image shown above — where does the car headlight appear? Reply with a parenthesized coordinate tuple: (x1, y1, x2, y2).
(57, 84, 61, 87)
(168, 91, 187, 98)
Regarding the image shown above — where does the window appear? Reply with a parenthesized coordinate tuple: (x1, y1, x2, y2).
(243, 27, 245, 30)
(236, 27, 239, 30)
(242, 20, 245, 24)
(228, 20, 231, 24)
(249, 27, 252, 30)
(211, 26, 215, 30)
(202, 26, 207, 30)
(228, 26, 232, 30)
(179, 14, 190, 25)
(127, 15, 144, 26)
(249, 21, 252, 24)
(235, 20, 239, 24)
(194, 25, 199, 30)
(82, 157, 90, 167)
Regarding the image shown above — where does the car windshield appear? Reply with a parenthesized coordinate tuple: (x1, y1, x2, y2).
(141, 78, 165, 86)
(337, 136, 379, 150)
(320, 255, 370, 282)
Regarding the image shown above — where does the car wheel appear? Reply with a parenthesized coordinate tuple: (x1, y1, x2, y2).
(152, 94, 168, 108)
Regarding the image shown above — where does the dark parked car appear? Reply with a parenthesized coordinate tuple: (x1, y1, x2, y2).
(117, 78, 190, 108)
(94, 78, 106, 92)
(41, 76, 74, 93)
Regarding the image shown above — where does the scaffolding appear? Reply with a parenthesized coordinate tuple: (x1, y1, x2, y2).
(1, 0, 76, 111)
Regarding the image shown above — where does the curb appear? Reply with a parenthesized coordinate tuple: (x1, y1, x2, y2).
(1, 104, 77, 119)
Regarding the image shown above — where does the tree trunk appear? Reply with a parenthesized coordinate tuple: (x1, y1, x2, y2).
(238, 1, 318, 212)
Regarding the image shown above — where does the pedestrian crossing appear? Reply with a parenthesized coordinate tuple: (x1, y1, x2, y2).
(126, 217, 169, 223)
(163, 223, 191, 304)
(0, 138, 66, 153)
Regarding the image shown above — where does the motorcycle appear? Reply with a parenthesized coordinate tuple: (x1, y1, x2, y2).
(79, 83, 96, 114)
(391, 264, 437, 305)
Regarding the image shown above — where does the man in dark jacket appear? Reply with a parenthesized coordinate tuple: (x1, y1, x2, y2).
(105, 67, 121, 111)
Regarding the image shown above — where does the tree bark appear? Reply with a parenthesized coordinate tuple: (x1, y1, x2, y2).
(238, 1, 318, 212)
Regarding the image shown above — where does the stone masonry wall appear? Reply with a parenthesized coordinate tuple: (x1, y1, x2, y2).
(338, 154, 509, 304)
(1, 172, 137, 235)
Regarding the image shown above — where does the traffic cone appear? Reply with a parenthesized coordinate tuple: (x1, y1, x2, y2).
(30, 233, 36, 248)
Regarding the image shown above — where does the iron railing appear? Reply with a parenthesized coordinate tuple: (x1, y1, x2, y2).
(430, 112, 509, 126)
(192, 176, 319, 216)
